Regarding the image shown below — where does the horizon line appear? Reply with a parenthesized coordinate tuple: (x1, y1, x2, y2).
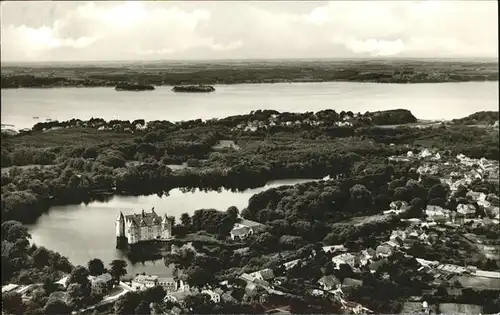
(1, 56, 498, 66)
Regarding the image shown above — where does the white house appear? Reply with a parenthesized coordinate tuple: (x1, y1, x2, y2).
(322, 245, 347, 254)
(230, 219, 265, 240)
(131, 275, 159, 290)
(282, 259, 301, 270)
(249, 268, 275, 281)
(201, 289, 221, 303)
(457, 204, 476, 218)
(332, 253, 356, 268)
(376, 244, 393, 258)
(317, 275, 341, 291)
(157, 277, 178, 292)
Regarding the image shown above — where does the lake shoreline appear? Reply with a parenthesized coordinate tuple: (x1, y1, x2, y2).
(2, 59, 498, 88)
(2, 77, 498, 89)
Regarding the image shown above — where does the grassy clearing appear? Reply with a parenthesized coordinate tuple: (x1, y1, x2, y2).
(438, 303, 483, 314)
(336, 214, 392, 226)
(454, 275, 500, 289)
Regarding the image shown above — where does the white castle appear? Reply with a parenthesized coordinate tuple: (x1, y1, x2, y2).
(115, 208, 172, 245)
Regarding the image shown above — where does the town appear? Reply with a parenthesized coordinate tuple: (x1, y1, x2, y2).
(3, 145, 499, 315)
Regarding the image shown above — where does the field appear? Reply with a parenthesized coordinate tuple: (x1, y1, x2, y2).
(2, 59, 498, 88)
(453, 275, 500, 290)
(336, 214, 392, 226)
(438, 303, 483, 314)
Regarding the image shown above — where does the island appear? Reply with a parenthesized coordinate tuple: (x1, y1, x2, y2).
(172, 85, 215, 93)
(115, 83, 155, 91)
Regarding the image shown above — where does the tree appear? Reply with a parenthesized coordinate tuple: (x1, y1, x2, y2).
(180, 213, 192, 228)
(32, 246, 51, 268)
(88, 258, 106, 276)
(184, 293, 214, 314)
(134, 300, 151, 315)
(2, 292, 25, 315)
(186, 265, 214, 289)
(43, 277, 60, 295)
(349, 184, 372, 208)
(44, 298, 72, 315)
(67, 283, 88, 308)
(109, 259, 127, 283)
(143, 285, 166, 303)
(226, 206, 239, 221)
(1, 221, 31, 242)
(428, 183, 449, 200)
(114, 292, 140, 315)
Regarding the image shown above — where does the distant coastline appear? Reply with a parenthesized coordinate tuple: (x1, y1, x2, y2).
(1, 59, 498, 88)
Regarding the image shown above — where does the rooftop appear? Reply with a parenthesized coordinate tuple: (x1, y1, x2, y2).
(122, 209, 165, 227)
(239, 219, 264, 228)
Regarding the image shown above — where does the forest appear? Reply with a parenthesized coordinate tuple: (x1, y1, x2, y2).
(1, 109, 499, 314)
(1, 110, 498, 225)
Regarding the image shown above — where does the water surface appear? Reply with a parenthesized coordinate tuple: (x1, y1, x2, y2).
(2, 82, 498, 129)
(27, 179, 314, 276)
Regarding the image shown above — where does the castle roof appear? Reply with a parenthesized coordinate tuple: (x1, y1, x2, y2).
(125, 209, 162, 227)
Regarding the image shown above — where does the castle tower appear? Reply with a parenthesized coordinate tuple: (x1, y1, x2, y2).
(116, 211, 128, 249)
(162, 213, 172, 239)
(116, 212, 125, 237)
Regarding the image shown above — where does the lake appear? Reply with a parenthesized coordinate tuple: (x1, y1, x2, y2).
(2, 81, 498, 130)
(26, 179, 314, 277)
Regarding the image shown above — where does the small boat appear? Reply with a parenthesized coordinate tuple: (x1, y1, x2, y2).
(33, 116, 39, 119)
(172, 85, 215, 93)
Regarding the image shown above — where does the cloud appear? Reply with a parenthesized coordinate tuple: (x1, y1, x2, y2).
(1, 1, 497, 61)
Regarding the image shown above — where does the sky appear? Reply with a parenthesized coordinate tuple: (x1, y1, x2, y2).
(1, 1, 498, 62)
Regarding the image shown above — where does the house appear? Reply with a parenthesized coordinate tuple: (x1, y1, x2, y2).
(55, 276, 70, 288)
(457, 204, 476, 218)
(157, 277, 178, 292)
(390, 230, 407, 241)
(240, 273, 257, 283)
(358, 248, 376, 265)
(245, 282, 258, 295)
(317, 275, 341, 291)
(332, 253, 356, 268)
(390, 201, 408, 210)
(131, 275, 159, 290)
(322, 244, 347, 254)
(2, 284, 19, 294)
(376, 244, 393, 258)
(201, 289, 221, 303)
(230, 219, 265, 240)
(282, 259, 300, 270)
(165, 290, 190, 304)
(341, 278, 363, 294)
(425, 206, 448, 223)
(416, 258, 439, 268)
(249, 268, 275, 281)
(230, 226, 252, 240)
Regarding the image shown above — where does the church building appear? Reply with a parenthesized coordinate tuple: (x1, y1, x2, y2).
(116, 208, 172, 246)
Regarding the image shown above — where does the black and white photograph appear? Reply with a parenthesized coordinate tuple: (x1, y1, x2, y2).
(1, 1, 499, 314)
